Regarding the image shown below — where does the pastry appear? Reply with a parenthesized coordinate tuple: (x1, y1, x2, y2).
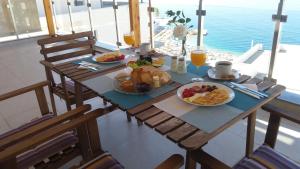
(120, 80, 135, 92)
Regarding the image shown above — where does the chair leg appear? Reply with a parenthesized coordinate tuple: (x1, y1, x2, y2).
(185, 151, 196, 169)
(48, 85, 57, 115)
(126, 112, 132, 122)
(264, 114, 281, 148)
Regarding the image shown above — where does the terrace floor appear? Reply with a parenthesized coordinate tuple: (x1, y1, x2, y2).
(0, 37, 300, 168)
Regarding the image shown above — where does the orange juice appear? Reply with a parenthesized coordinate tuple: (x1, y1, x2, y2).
(123, 33, 135, 46)
(191, 50, 207, 67)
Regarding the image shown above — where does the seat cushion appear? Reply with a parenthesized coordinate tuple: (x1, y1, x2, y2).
(17, 131, 78, 169)
(79, 153, 124, 169)
(234, 145, 300, 169)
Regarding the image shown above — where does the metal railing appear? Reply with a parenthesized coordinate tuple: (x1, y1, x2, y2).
(50, 0, 124, 48)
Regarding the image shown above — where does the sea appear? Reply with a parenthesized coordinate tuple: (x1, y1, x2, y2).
(155, 4, 300, 55)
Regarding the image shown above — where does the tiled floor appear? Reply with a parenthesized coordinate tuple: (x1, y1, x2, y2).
(0, 37, 299, 169)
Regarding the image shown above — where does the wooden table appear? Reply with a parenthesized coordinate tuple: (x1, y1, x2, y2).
(42, 58, 285, 168)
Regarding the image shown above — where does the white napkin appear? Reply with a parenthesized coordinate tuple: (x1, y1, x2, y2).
(241, 84, 258, 91)
(153, 95, 197, 117)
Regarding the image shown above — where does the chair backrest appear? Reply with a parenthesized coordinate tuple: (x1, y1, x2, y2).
(0, 81, 52, 116)
(37, 31, 95, 63)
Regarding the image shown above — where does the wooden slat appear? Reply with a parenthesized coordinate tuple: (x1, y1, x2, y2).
(37, 31, 93, 45)
(145, 112, 173, 128)
(262, 98, 300, 124)
(246, 77, 262, 84)
(265, 85, 285, 96)
(135, 107, 162, 121)
(63, 67, 84, 74)
(41, 40, 95, 54)
(155, 118, 185, 135)
(59, 65, 78, 72)
(68, 69, 91, 77)
(167, 123, 198, 143)
(179, 131, 207, 150)
(46, 48, 93, 62)
(257, 80, 276, 91)
(0, 81, 49, 101)
(55, 62, 76, 69)
(234, 75, 251, 84)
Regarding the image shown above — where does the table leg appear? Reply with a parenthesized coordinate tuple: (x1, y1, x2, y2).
(246, 111, 257, 157)
(185, 151, 196, 169)
(75, 82, 102, 159)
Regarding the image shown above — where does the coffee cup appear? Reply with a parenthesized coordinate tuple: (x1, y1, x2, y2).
(140, 43, 151, 55)
(215, 61, 232, 77)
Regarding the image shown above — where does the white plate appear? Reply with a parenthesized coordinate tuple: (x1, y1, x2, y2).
(208, 68, 240, 80)
(177, 82, 235, 106)
(92, 53, 125, 64)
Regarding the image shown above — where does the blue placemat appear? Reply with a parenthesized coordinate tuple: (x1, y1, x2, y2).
(102, 82, 178, 109)
(187, 63, 210, 77)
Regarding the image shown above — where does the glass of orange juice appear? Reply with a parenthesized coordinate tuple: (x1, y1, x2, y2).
(190, 49, 207, 81)
(123, 32, 135, 47)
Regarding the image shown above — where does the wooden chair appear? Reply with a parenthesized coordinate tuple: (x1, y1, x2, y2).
(0, 81, 83, 169)
(0, 102, 184, 168)
(37, 31, 100, 111)
(191, 98, 300, 169)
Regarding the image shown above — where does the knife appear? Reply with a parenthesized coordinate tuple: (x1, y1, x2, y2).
(234, 88, 261, 99)
(230, 82, 268, 98)
(79, 61, 102, 68)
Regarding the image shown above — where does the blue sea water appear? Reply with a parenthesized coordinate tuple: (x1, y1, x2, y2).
(156, 4, 300, 55)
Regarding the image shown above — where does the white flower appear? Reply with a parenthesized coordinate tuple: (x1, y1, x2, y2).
(173, 25, 188, 40)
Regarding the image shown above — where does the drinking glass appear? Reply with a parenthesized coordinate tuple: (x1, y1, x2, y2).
(123, 32, 135, 47)
(190, 49, 207, 81)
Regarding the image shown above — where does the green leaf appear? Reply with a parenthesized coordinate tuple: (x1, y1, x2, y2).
(176, 10, 181, 16)
(172, 16, 177, 22)
(186, 18, 191, 23)
(182, 11, 185, 18)
(166, 10, 175, 17)
(178, 18, 185, 23)
(189, 25, 194, 28)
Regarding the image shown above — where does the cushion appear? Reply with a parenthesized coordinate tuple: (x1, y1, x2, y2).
(17, 131, 78, 169)
(234, 145, 300, 169)
(0, 114, 54, 140)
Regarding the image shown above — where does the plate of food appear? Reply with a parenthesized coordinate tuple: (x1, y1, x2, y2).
(114, 65, 172, 95)
(93, 51, 125, 63)
(177, 82, 235, 106)
(127, 57, 165, 69)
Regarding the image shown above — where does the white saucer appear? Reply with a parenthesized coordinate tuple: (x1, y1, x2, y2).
(208, 68, 240, 80)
